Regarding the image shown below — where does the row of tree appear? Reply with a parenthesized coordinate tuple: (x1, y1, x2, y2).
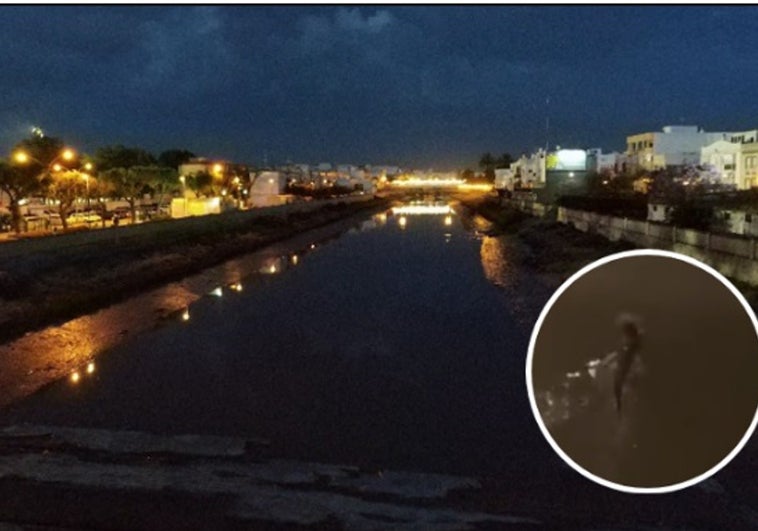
(0, 134, 250, 233)
(458, 152, 515, 184)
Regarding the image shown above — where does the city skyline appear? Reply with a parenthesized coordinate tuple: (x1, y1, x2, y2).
(2, 6, 757, 169)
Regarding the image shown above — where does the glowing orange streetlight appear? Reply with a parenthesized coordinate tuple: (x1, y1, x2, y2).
(12, 147, 78, 170)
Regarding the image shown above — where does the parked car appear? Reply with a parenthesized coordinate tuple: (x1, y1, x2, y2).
(67, 211, 102, 225)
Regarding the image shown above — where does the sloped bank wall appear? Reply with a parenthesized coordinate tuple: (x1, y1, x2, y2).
(511, 200, 758, 285)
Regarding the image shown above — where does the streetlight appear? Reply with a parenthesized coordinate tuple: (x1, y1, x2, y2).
(179, 175, 188, 217)
(12, 147, 77, 172)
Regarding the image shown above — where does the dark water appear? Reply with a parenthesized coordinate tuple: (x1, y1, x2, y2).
(0, 204, 550, 477)
(3, 202, 758, 527)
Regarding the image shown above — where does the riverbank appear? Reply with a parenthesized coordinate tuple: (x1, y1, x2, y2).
(0, 198, 389, 344)
(461, 195, 758, 309)
(460, 196, 634, 288)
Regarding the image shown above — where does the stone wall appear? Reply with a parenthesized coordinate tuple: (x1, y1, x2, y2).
(554, 205, 758, 285)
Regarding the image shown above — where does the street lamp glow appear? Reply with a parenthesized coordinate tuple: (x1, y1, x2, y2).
(84, 162, 93, 171)
(212, 163, 223, 175)
(62, 149, 75, 161)
(86, 362, 95, 374)
(52, 163, 62, 172)
(13, 151, 29, 164)
(70, 371, 81, 384)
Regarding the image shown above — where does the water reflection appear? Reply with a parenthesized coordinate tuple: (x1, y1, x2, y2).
(476, 230, 555, 331)
(229, 282, 243, 292)
(480, 237, 513, 289)
(0, 210, 387, 409)
(391, 203, 453, 215)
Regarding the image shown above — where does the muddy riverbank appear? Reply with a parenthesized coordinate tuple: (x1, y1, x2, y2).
(461, 196, 758, 310)
(0, 198, 389, 344)
(460, 196, 634, 286)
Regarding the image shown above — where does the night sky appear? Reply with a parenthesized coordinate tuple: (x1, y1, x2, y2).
(1, 6, 757, 169)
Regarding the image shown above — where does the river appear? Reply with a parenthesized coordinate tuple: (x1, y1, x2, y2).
(0, 199, 756, 528)
(0, 200, 554, 478)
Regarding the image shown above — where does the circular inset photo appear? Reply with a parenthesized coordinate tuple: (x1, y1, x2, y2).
(526, 250, 758, 493)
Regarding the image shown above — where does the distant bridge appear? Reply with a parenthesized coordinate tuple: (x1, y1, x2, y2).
(385, 178, 492, 192)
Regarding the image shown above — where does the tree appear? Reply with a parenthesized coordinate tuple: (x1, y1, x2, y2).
(461, 168, 475, 182)
(187, 171, 215, 198)
(15, 134, 65, 168)
(158, 149, 195, 170)
(0, 161, 50, 233)
(0, 133, 69, 233)
(496, 153, 514, 169)
(145, 166, 179, 211)
(46, 171, 87, 230)
(87, 177, 116, 228)
(100, 166, 154, 224)
(479, 152, 496, 182)
(94, 145, 156, 171)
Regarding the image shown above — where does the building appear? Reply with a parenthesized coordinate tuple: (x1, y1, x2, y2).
(626, 125, 733, 171)
(739, 141, 758, 190)
(494, 168, 516, 192)
(248, 171, 289, 207)
(586, 148, 627, 176)
(512, 149, 546, 188)
(700, 140, 742, 188)
(699, 130, 758, 189)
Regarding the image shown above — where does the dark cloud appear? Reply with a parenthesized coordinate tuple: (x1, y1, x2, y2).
(1, 6, 757, 169)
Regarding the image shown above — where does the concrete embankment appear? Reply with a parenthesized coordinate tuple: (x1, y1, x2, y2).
(464, 196, 758, 308)
(0, 196, 388, 344)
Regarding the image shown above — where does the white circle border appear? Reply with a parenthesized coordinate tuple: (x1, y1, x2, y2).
(525, 248, 758, 494)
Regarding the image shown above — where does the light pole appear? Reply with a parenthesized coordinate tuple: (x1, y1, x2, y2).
(179, 175, 187, 217)
(13, 147, 79, 218)
(83, 162, 93, 210)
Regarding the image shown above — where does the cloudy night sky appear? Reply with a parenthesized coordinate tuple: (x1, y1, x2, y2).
(1, 5, 757, 169)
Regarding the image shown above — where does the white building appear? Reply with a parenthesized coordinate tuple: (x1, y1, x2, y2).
(512, 149, 546, 188)
(700, 130, 758, 189)
(700, 140, 742, 188)
(627, 125, 733, 171)
(248, 171, 288, 207)
(494, 168, 516, 191)
(586, 148, 626, 175)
